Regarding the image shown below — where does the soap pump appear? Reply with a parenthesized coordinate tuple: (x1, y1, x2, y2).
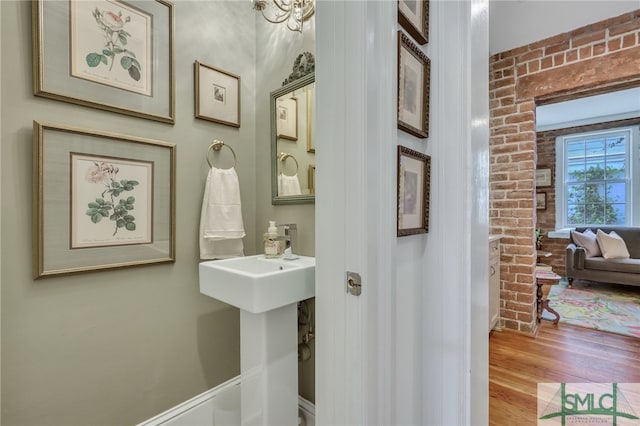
(264, 221, 280, 258)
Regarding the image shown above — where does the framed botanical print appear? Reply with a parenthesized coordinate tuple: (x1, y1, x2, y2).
(398, 31, 430, 139)
(195, 61, 241, 128)
(32, 121, 176, 278)
(397, 145, 430, 236)
(33, 0, 175, 123)
(398, 0, 429, 45)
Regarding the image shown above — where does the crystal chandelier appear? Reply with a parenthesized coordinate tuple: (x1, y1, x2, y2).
(253, 0, 315, 33)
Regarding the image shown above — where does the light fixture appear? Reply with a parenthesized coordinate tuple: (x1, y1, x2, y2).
(253, 0, 314, 33)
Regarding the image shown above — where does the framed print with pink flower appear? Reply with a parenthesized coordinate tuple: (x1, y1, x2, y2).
(33, 121, 176, 279)
(33, 0, 175, 124)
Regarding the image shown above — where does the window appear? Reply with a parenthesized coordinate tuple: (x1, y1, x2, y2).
(555, 126, 640, 229)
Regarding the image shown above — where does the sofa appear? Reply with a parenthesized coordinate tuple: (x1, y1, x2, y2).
(566, 226, 640, 287)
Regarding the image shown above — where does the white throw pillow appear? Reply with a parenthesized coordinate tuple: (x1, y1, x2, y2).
(596, 229, 630, 259)
(570, 228, 601, 257)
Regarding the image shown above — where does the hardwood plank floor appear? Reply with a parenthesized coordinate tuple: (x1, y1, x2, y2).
(489, 322, 640, 425)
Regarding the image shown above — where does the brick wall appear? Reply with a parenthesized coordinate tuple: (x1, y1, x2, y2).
(489, 10, 640, 333)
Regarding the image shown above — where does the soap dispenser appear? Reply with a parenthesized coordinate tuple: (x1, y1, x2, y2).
(264, 221, 280, 258)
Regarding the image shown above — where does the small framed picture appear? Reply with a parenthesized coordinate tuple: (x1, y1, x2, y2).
(398, 31, 430, 139)
(397, 145, 431, 236)
(398, 0, 429, 45)
(536, 166, 553, 187)
(195, 61, 241, 128)
(33, 121, 176, 278)
(276, 97, 298, 141)
(536, 192, 547, 210)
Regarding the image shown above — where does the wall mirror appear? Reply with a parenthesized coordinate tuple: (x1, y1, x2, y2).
(271, 72, 315, 204)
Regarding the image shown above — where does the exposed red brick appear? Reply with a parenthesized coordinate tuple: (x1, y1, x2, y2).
(571, 30, 606, 48)
(494, 76, 516, 89)
(593, 42, 606, 56)
(505, 112, 535, 124)
(608, 37, 622, 52)
(546, 41, 570, 55)
(554, 54, 565, 67)
(609, 19, 640, 37)
(519, 49, 544, 62)
(517, 48, 640, 100)
(530, 33, 569, 51)
(566, 49, 579, 63)
(541, 56, 553, 69)
(623, 33, 637, 48)
(517, 312, 533, 323)
(579, 46, 592, 60)
(528, 61, 540, 73)
(501, 97, 515, 106)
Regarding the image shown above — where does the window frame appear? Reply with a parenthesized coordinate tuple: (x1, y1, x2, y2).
(555, 126, 639, 229)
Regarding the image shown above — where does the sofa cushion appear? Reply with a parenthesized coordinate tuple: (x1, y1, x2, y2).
(596, 229, 630, 259)
(571, 228, 601, 257)
(584, 257, 640, 274)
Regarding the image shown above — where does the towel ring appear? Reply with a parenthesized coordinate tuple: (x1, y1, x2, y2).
(278, 152, 299, 176)
(207, 140, 237, 169)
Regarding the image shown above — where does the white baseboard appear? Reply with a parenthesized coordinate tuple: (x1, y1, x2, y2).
(137, 376, 315, 426)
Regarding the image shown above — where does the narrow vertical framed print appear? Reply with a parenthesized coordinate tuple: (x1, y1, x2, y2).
(33, 121, 176, 278)
(397, 145, 430, 236)
(398, 31, 430, 139)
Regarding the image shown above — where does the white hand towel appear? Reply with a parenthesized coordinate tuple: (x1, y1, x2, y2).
(278, 173, 302, 196)
(200, 167, 245, 259)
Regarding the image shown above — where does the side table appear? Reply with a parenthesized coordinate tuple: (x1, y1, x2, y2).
(535, 270, 561, 325)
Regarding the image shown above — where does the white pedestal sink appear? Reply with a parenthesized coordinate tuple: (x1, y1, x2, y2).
(199, 255, 315, 426)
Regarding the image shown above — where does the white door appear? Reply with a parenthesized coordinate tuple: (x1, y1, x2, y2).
(315, 1, 397, 424)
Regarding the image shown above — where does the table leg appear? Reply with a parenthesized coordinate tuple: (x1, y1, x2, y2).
(542, 300, 560, 325)
(536, 280, 543, 322)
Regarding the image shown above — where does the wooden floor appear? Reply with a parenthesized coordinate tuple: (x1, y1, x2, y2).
(489, 322, 640, 425)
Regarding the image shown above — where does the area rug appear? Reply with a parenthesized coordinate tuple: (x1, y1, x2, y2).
(545, 280, 640, 338)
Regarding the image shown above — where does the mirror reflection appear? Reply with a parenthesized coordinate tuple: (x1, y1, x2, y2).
(271, 73, 315, 204)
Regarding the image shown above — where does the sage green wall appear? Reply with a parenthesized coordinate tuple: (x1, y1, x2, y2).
(1, 1, 257, 424)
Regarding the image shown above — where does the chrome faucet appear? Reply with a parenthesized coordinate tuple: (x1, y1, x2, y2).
(276, 223, 298, 259)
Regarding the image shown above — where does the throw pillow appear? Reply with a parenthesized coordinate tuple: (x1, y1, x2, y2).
(596, 229, 630, 259)
(570, 228, 601, 257)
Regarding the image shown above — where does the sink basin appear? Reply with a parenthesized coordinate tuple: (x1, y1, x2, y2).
(199, 255, 315, 313)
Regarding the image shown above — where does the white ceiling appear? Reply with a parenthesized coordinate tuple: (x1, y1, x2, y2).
(536, 88, 640, 131)
(489, 0, 640, 55)
(489, 0, 640, 130)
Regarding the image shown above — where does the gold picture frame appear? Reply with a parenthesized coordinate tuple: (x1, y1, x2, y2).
(32, 0, 175, 124)
(397, 145, 430, 236)
(398, 0, 429, 45)
(398, 31, 430, 139)
(33, 121, 176, 278)
(195, 61, 241, 128)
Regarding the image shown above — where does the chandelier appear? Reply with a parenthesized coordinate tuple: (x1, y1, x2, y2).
(253, 0, 315, 33)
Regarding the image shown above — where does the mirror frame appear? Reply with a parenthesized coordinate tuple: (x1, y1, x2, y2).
(271, 72, 315, 205)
